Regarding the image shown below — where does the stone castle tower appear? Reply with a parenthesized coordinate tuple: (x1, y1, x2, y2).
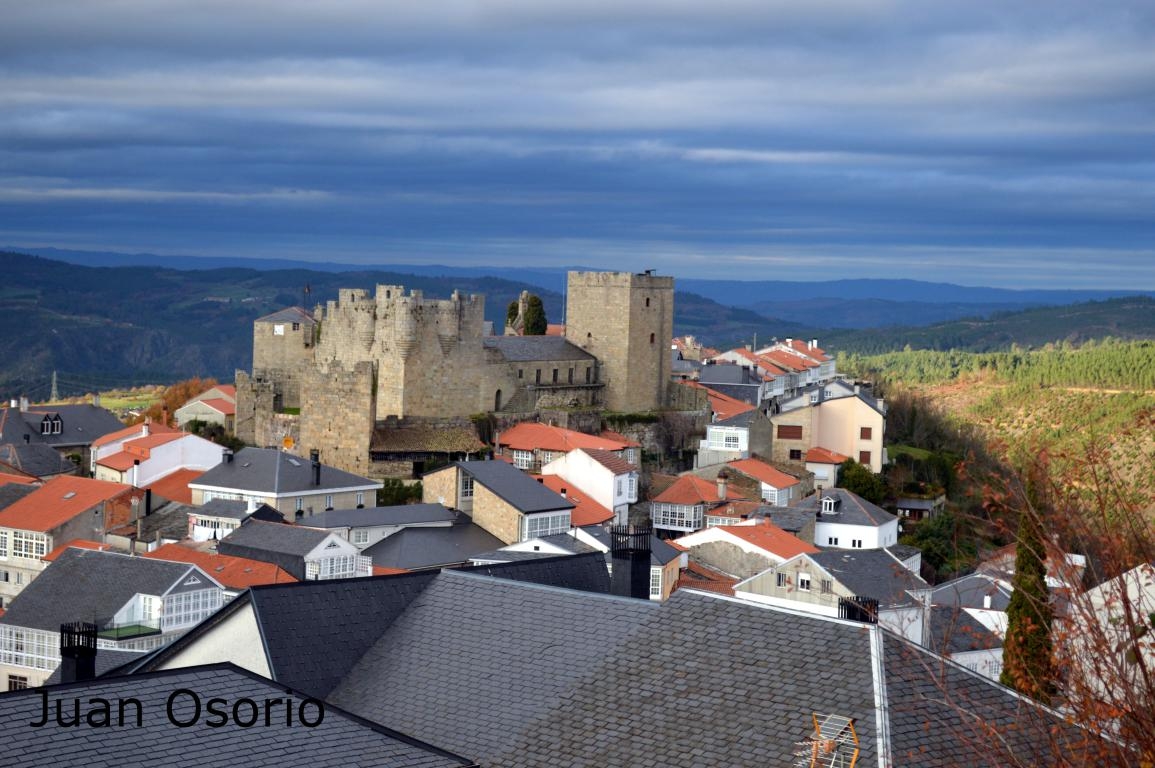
(235, 307, 316, 446)
(565, 270, 674, 413)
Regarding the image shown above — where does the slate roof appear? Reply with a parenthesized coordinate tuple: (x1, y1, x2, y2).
(0, 403, 125, 449)
(0, 442, 77, 477)
(255, 306, 316, 324)
(107, 501, 191, 542)
(931, 572, 1012, 611)
(698, 363, 762, 385)
(328, 570, 657, 762)
(0, 548, 212, 631)
(800, 487, 897, 528)
(0, 483, 37, 512)
(0, 663, 474, 768)
(197, 498, 284, 521)
(482, 335, 595, 362)
(219, 519, 329, 557)
(715, 409, 757, 428)
(363, 519, 505, 570)
(463, 551, 612, 594)
(927, 605, 1003, 655)
(191, 447, 381, 495)
(42, 648, 148, 685)
(307, 503, 456, 529)
(809, 548, 929, 607)
(144, 543, 298, 589)
(455, 460, 574, 514)
(761, 504, 816, 534)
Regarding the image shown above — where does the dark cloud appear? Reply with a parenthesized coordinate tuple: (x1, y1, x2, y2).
(1, 1, 1153, 287)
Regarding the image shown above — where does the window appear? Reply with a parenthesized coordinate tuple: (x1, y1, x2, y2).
(723, 433, 740, 450)
(518, 369, 524, 379)
(762, 487, 779, 505)
(460, 473, 475, 499)
(809, 392, 819, 404)
(523, 512, 571, 540)
(645, 297, 651, 307)
(649, 569, 662, 597)
(627, 475, 637, 500)
(14, 572, 22, 585)
(535, 369, 542, 384)
(353, 529, 369, 545)
(827, 537, 839, 546)
(852, 539, 863, 549)
(820, 579, 833, 595)
(568, 368, 574, 384)
(295, 497, 304, 511)
(789, 449, 803, 461)
(319, 555, 358, 579)
(163, 589, 223, 630)
(12, 532, 47, 559)
(798, 573, 812, 591)
(822, 497, 837, 514)
(324, 494, 333, 510)
(776, 572, 787, 588)
(512, 450, 534, 470)
(860, 426, 872, 440)
(859, 451, 871, 465)
(649, 333, 655, 344)
(292, 322, 300, 331)
(273, 324, 285, 336)
(0, 571, 7, 583)
(0, 531, 7, 558)
(616, 478, 624, 496)
(355, 492, 364, 507)
(777, 425, 803, 440)
(7, 675, 28, 691)
(585, 367, 592, 383)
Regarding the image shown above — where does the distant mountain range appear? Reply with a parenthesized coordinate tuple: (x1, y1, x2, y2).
(2, 249, 1152, 398)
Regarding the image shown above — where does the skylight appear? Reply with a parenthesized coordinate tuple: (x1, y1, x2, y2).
(62, 491, 76, 500)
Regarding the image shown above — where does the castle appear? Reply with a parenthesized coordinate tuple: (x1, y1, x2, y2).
(235, 271, 676, 477)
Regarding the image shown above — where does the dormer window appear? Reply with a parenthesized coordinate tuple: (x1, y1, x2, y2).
(821, 496, 839, 515)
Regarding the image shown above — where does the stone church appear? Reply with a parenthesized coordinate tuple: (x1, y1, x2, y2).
(235, 270, 675, 477)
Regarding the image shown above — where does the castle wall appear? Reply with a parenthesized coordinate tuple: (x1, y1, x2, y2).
(297, 361, 377, 476)
(565, 271, 673, 413)
(314, 286, 487, 419)
(251, 318, 314, 410)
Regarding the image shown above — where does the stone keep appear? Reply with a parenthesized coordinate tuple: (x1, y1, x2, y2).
(565, 271, 674, 413)
(312, 285, 487, 419)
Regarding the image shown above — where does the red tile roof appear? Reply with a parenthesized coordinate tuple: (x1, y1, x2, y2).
(717, 519, 818, 560)
(146, 468, 205, 505)
(0, 469, 39, 486)
(582, 448, 638, 475)
(0, 475, 133, 532)
(373, 566, 409, 576)
(91, 421, 180, 448)
(545, 324, 566, 337)
(653, 474, 747, 506)
(42, 540, 111, 561)
(214, 384, 237, 398)
(96, 452, 139, 472)
(676, 560, 739, 596)
(806, 447, 850, 465)
(706, 500, 762, 520)
(536, 475, 614, 527)
(727, 458, 800, 490)
(498, 423, 633, 454)
(682, 381, 756, 421)
(197, 398, 237, 416)
(144, 543, 297, 588)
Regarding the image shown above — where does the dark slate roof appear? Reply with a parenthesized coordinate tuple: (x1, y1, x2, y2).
(887, 543, 922, 563)
(307, 503, 456, 529)
(220, 519, 330, 556)
(699, 364, 762, 385)
(129, 501, 192, 541)
(698, 382, 760, 405)
(192, 447, 380, 494)
(469, 549, 560, 563)
(43, 648, 150, 685)
(482, 335, 595, 362)
(0, 483, 37, 512)
(0, 548, 207, 631)
(462, 551, 612, 594)
(0, 442, 77, 477)
(492, 590, 880, 768)
(650, 534, 681, 566)
(255, 306, 316, 324)
(0, 664, 474, 768)
(883, 635, 1119, 766)
(197, 498, 283, 521)
(927, 605, 1003, 655)
(931, 572, 1012, 611)
(810, 549, 929, 607)
(763, 505, 814, 534)
(363, 520, 505, 570)
(328, 570, 657, 762)
(455, 460, 574, 514)
(0, 403, 125, 449)
(715, 409, 757, 428)
(800, 487, 897, 528)
(896, 497, 940, 510)
(530, 532, 598, 554)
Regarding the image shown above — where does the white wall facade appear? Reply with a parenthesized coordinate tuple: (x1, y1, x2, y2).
(814, 519, 899, 550)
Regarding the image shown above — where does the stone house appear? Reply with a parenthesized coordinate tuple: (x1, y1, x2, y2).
(422, 460, 573, 545)
(770, 382, 886, 473)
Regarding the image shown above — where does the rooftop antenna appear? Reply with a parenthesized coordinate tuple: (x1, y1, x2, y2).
(793, 713, 860, 768)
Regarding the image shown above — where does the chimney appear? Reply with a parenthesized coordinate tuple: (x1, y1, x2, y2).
(132, 458, 141, 488)
(310, 449, 321, 486)
(23, 434, 30, 444)
(983, 594, 992, 610)
(145, 488, 152, 517)
(560, 487, 567, 498)
(785, 338, 793, 347)
(223, 448, 234, 464)
(19, 396, 29, 412)
(59, 622, 98, 683)
(143, 422, 150, 436)
(716, 469, 729, 500)
(93, 392, 101, 408)
(8, 399, 15, 408)
(246, 497, 257, 514)
(810, 338, 818, 350)
(610, 525, 653, 600)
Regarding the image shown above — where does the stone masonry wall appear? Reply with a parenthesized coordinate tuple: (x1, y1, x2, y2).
(251, 319, 314, 409)
(421, 466, 460, 509)
(469, 484, 522, 545)
(770, 408, 813, 469)
(565, 271, 673, 413)
(297, 361, 376, 477)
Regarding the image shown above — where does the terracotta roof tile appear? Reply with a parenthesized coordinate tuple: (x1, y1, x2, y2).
(716, 519, 819, 560)
(581, 448, 637, 475)
(806, 447, 850, 464)
(96, 452, 139, 471)
(653, 474, 747, 506)
(498, 423, 633, 453)
(143, 543, 298, 588)
(42, 540, 111, 561)
(91, 421, 180, 448)
(683, 381, 756, 421)
(146, 468, 205, 505)
(727, 458, 800, 490)
(536, 475, 614, 527)
(0, 475, 132, 532)
(197, 397, 237, 416)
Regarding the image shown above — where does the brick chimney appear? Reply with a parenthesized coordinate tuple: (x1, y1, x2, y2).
(59, 622, 98, 683)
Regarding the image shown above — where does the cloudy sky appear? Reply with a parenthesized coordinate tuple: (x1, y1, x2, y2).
(2, 0, 1154, 288)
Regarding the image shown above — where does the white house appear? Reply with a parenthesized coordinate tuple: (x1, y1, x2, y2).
(798, 488, 900, 550)
(542, 448, 638, 525)
(217, 520, 372, 581)
(93, 430, 224, 488)
(303, 503, 457, 550)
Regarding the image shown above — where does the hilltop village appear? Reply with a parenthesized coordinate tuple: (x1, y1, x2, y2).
(0, 270, 1144, 766)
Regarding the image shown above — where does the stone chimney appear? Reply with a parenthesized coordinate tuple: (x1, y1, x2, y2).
(59, 622, 98, 683)
(610, 525, 652, 600)
(716, 469, 729, 500)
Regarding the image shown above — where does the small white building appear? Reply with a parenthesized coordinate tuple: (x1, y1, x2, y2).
(93, 430, 224, 488)
(542, 448, 638, 525)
